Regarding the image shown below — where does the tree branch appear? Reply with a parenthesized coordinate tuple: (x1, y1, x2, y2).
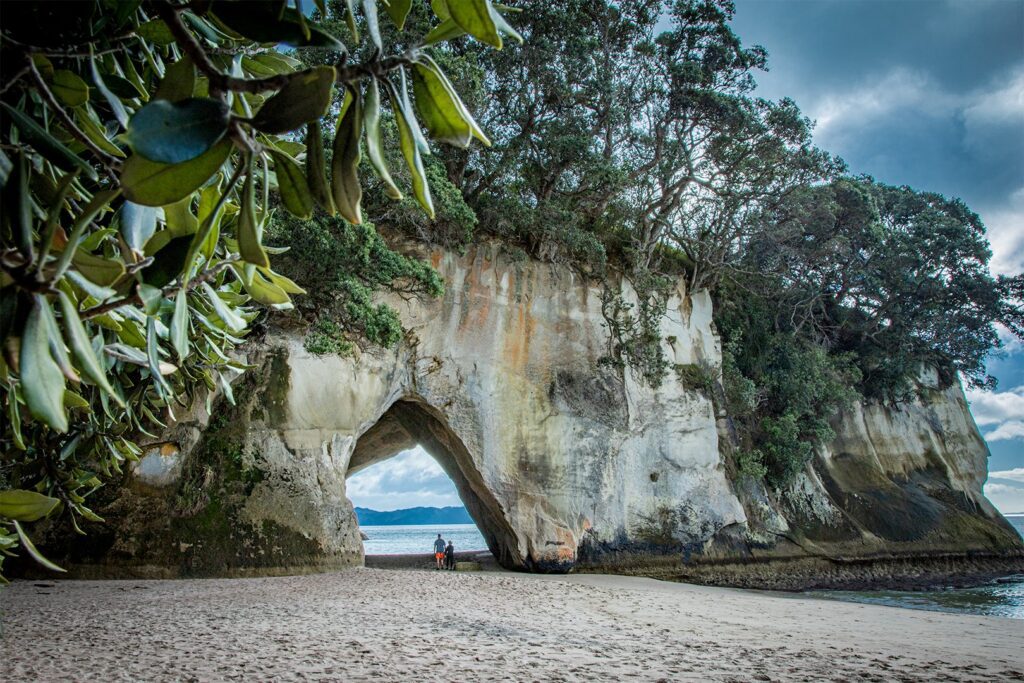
(27, 57, 122, 181)
(156, 2, 418, 94)
(80, 256, 240, 320)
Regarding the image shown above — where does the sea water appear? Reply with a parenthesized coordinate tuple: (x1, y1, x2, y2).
(361, 523, 487, 556)
(809, 514, 1024, 620)
(364, 519, 1024, 619)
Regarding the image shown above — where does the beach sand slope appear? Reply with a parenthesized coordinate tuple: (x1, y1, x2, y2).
(2, 569, 1022, 681)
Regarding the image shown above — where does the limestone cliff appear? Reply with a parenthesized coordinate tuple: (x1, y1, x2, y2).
(56, 242, 1023, 586)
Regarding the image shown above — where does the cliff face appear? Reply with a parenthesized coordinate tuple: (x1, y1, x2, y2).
(62, 243, 1022, 585)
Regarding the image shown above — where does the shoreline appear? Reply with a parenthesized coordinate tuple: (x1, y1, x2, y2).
(3, 568, 1021, 681)
(362, 550, 1024, 592)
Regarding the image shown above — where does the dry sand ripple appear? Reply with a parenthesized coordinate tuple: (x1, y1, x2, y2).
(2, 568, 1022, 681)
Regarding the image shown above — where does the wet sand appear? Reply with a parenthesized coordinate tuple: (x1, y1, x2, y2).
(2, 568, 1022, 681)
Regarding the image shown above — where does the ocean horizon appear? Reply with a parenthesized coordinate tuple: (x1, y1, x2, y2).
(360, 523, 488, 556)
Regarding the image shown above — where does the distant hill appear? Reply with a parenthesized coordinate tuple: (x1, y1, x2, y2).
(354, 506, 474, 526)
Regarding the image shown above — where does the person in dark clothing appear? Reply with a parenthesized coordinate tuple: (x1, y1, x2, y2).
(444, 540, 456, 571)
(433, 534, 446, 570)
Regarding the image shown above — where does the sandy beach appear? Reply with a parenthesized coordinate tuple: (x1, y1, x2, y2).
(2, 568, 1022, 682)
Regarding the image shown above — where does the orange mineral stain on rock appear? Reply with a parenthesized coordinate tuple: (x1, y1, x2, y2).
(503, 303, 535, 371)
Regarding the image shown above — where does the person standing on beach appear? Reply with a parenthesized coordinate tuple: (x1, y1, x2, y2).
(444, 539, 455, 571)
(433, 534, 446, 570)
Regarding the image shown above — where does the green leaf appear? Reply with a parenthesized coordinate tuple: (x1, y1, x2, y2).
(77, 505, 105, 523)
(143, 235, 192, 288)
(426, 5, 520, 45)
(146, 316, 173, 398)
(305, 120, 336, 216)
(57, 290, 124, 406)
(249, 52, 298, 75)
(361, 0, 382, 49)
(122, 53, 150, 101)
(331, 85, 363, 224)
(422, 18, 467, 46)
(237, 267, 291, 305)
(194, 182, 228, 261)
(0, 490, 60, 522)
(364, 79, 402, 199)
(260, 267, 306, 295)
(344, 0, 359, 41)
(38, 171, 78, 270)
(136, 18, 176, 45)
(201, 282, 247, 333)
(32, 53, 54, 81)
(4, 151, 33, 261)
(20, 295, 68, 432)
(412, 62, 470, 148)
(39, 293, 79, 382)
(211, 1, 344, 48)
(491, 7, 523, 45)
(66, 270, 116, 303)
(138, 283, 164, 315)
(171, 288, 190, 361)
(154, 56, 196, 103)
(90, 48, 130, 128)
(74, 107, 125, 157)
(386, 80, 434, 218)
(78, 227, 116, 253)
(120, 139, 231, 207)
(0, 102, 98, 180)
(237, 164, 269, 267)
(13, 521, 67, 573)
(120, 201, 159, 252)
(447, 0, 502, 48)
(251, 66, 336, 135)
(127, 98, 230, 164)
(164, 196, 199, 237)
(53, 188, 121, 281)
(51, 69, 90, 107)
(269, 149, 313, 219)
(385, 0, 412, 30)
(72, 250, 126, 287)
(64, 389, 90, 409)
(7, 381, 27, 451)
(432, 0, 450, 20)
(419, 55, 491, 146)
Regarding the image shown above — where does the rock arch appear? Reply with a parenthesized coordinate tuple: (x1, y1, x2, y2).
(348, 398, 522, 568)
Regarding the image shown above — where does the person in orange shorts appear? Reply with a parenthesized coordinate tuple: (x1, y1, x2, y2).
(433, 533, 446, 570)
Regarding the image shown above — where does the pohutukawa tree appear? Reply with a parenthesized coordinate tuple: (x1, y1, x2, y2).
(0, 0, 519, 577)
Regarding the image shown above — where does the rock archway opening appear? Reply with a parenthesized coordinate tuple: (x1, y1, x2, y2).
(346, 399, 521, 568)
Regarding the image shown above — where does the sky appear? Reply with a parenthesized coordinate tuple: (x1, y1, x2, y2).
(347, 447, 462, 511)
(350, 0, 1024, 514)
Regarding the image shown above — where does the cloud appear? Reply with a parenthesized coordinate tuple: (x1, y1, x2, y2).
(979, 187, 1024, 276)
(345, 446, 463, 511)
(965, 385, 1024, 425)
(989, 468, 1024, 483)
(985, 421, 1024, 442)
(984, 478, 1024, 513)
(811, 67, 956, 149)
(967, 381, 1024, 445)
(729, 1, 1024, 277)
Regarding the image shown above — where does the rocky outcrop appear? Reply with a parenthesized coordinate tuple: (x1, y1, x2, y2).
(55, 242, 1022, 585)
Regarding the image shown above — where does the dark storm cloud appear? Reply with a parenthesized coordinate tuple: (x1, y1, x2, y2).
(732, 0, 1023, 94)
(730, 0, 1024, 273)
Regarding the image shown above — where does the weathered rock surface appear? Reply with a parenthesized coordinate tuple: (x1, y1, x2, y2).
(56, 242, 1023, 585)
